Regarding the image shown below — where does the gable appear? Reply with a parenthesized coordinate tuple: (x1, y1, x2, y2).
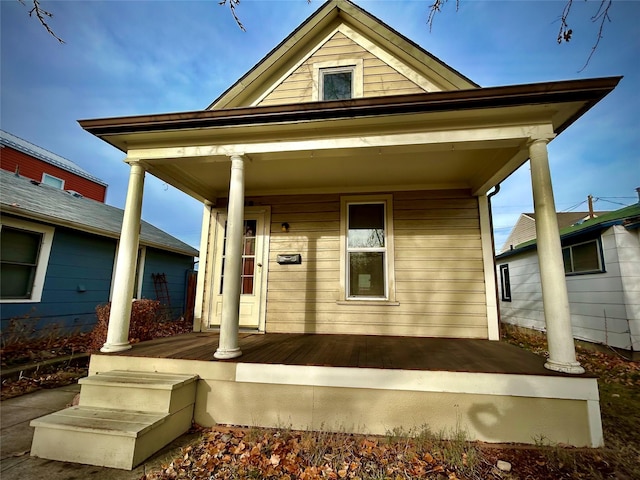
(256, 30, 427, 107)
(210, 0, 477, 110)
(500, 214, 535, 253)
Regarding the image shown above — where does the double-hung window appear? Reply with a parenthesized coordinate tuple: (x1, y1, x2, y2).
(0, 218, 54, 302)
(562, 238, 604, 274)
(341, 195, 396, 302)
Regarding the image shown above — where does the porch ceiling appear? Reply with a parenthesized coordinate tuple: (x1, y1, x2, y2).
(79, 77, 620, 201)
(144, 139, 524, 199)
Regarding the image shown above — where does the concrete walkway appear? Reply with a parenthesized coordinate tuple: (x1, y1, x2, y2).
(0, 384, 200, 480)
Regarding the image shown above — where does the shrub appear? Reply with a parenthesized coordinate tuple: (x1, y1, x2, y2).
(89, 299, 163, 351)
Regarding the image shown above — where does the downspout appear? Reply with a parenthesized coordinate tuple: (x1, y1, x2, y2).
(487, 184, 502, 337)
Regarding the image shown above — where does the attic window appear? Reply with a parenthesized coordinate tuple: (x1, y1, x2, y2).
(312, 59, 363, 101)
(321, 67, 353, 101)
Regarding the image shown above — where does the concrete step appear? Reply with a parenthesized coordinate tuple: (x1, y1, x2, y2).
(78, 370, 197, 414)
(30, 405, 193, 470)
(30, 370, 199, 469)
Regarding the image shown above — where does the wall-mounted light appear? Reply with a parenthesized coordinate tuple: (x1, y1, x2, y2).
(281, 222, 290, 233)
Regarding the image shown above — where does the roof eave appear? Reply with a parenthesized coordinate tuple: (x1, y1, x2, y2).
(80, 76, 622, 152)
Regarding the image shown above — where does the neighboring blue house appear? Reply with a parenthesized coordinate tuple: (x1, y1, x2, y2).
(0, 169, 198, 336)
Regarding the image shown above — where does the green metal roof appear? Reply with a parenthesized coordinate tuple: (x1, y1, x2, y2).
(497, 201, 640, 259)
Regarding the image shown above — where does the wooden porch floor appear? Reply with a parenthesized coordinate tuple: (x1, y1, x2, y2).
(113, 332, 581, 377)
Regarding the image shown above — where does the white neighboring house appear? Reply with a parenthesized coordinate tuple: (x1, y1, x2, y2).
(496, 201, 640, 358)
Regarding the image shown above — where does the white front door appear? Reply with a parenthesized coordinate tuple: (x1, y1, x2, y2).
(209, 208, 268, 330)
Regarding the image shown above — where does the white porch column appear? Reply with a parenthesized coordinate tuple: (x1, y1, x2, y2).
(214, 155, 245, 359)
(101, 161, 145, 353)
(529, 139, 584, 374)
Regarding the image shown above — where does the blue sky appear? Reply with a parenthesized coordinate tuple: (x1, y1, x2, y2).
(2, 0, 638, 251)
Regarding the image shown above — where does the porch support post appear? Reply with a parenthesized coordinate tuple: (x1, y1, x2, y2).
(529, 138, 584, 374)
(101, 160, 145, 353)
(214, 155, 245, 359)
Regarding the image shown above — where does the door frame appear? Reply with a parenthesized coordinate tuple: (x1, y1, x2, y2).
(206, 206, 271, 332)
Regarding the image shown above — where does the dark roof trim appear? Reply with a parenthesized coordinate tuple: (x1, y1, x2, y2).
(80, 76, 621, 142)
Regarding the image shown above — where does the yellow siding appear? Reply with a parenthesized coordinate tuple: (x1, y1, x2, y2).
(245, 190, 488, 338)
(258, 31, 425, 106)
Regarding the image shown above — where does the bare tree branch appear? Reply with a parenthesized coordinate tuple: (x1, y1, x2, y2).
(427, 0, 460, 32)
(578, 0, 613, 72)
(557, 0, 575, 44)
(428, 0, 615, 70)
(219, 0, 246, 32)
(19, 0, 64, 43)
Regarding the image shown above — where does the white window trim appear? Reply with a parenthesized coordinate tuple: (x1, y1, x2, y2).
(312, 58, 363, 101)
(0, 217, 54, 303)
(339, 194, 397, 304)
(42, 173, 65, 189)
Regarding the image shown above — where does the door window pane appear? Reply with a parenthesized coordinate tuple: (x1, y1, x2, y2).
(219, 219, 257, 295)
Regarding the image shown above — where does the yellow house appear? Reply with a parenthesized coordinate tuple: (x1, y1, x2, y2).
(30, 0, 620, 469)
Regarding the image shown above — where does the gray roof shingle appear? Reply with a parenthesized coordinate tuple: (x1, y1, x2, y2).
(0, 169, 198, 257)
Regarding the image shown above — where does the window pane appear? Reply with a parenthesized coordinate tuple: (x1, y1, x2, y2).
(572, 241, 600, 272)
(42, 174, 64, 189)
(349, 252, 385, 297)
(348, 204, 384, 248)
(0, 264, 35, 298)
(242, 258, 254, 295)
(323, 71, 352, 100)
(244, 220, 256, 255)
(1, 228, 41, 264)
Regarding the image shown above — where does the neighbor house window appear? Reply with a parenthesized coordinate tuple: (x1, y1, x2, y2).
(499, 264, 511, 302)
(0, 218, 54, 302)
(321, 67, 354, 100)
(42, 173, 64, 189)
(340, 195, 396, 302)
(312, 59, 363, 101)
(562, 238, 604, 274)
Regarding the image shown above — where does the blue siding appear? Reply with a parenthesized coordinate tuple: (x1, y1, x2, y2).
(2, 223, 195, 338)
(1, 227, 115, 335)
(140, 248, 194, 319)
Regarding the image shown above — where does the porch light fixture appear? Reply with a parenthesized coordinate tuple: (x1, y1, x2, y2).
(281, 222, 290, 233)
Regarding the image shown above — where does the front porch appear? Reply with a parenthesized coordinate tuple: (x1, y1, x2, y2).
(88, 333, 603, 447)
